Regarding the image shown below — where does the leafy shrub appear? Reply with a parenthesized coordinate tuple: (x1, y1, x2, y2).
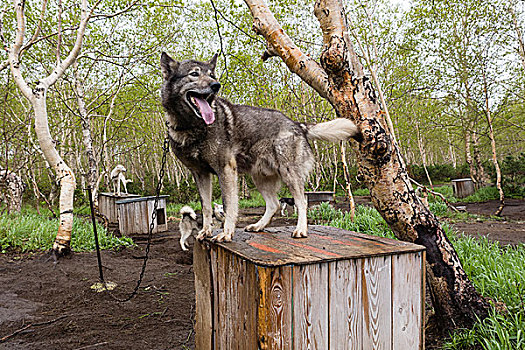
(500, 153, 525, 198)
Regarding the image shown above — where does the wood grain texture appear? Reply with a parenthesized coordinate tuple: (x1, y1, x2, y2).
(362, 256, 392, 349)
(392, 252, 423, 350)
(116, 197, 168, 234)
(329, 259, 362, 350)
(293, 263, 329, 350)
(257, 266, 293, 350)
(194, 241, 213, 350)
(193, 227, 425, 349)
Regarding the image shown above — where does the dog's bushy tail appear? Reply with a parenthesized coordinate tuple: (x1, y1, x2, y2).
(180, 205, 197, 220)
(306, 118, 358, 142)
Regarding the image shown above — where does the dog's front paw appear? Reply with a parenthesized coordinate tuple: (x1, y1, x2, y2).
(245, 223, 264, 232)
(196, 227, 213, 241)
(211, 230, 233, 243)
(292, 228, 308, 238)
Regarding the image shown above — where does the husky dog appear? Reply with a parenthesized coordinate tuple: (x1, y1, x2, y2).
(179, 206, 200, 251)
(178, 204, 226, 251)
(110, 164, 132, 196)
(279, 197, 296, 217)
(160, 52, 359, 242)
(213, 202, 225, 223)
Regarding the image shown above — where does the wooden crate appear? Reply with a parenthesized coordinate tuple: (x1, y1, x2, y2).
(451, 178, 475, 198)
(116, 195, 169, 235)
(98, 192, 140, 224)
(194, 226, 426, 350)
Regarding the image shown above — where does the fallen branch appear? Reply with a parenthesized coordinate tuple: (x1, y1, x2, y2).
(0, 315, 68, 342)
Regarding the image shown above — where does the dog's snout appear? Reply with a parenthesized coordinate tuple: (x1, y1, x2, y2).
(210, 82, 221, 93)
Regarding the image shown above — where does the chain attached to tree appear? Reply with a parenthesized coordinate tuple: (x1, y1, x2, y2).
(89, 135, 170, 303)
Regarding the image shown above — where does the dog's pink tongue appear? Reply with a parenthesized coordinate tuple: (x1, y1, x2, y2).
(194, 97, 215, 125)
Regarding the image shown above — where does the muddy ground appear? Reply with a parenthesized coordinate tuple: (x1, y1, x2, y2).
(1, 198, 524, 349)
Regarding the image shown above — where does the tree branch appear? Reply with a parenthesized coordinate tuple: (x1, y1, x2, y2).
(243, 0, 329, 99)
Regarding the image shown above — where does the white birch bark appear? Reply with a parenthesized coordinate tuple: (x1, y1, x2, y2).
(8, 0, 97, 254)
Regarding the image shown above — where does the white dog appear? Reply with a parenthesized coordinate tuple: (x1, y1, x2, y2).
(110, 164, 132, 196)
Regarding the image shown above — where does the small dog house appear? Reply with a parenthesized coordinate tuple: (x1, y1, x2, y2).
(451, 178, 475, 198)
(194, 226, 425, 349)
(306, 191, 334, 204)
(116, 195, 169, 235)
(99, 192, 140, 224)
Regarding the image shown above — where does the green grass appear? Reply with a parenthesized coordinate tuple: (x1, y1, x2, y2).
(307, 202, 525, 349)
(353, 188, 370, 196)
(166, 191, 267, 217)
(444, 232, 525, 349)
(0, 207, 133, 253)
(166, 201, 202, 217)
(429, 185, 500, 204)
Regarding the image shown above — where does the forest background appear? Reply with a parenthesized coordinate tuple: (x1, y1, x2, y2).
(1, 0, 524, 212)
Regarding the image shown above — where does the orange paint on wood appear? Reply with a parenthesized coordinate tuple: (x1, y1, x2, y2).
(249, 242, 285, 254)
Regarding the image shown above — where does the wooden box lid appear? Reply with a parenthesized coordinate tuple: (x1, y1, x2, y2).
(207, 225, 425, 267)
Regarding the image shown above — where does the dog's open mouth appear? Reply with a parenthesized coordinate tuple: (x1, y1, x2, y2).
(186, 91, 216, 125)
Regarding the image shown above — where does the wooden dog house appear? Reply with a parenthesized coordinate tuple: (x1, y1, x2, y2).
(116, 195, 169, 235)
(194, 225, 425, 349)
(99, 192, 140, 224)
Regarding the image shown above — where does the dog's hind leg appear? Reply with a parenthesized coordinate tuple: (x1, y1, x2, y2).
(282, 175, 308, 238)
(245, 174, 280, 232)
(213, 158, 238, 242)
(193, 171, 214, 240)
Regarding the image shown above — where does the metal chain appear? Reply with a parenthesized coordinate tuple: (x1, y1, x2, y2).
(106, 135, 170, 303)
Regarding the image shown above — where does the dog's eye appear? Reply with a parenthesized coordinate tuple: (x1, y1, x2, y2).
(189, 72, 199, 77)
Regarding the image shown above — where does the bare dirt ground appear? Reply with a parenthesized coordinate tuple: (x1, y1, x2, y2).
(1, 198, 524, 349)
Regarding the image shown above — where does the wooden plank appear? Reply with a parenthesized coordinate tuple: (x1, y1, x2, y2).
(420, 251, 426, 350)
(215, 247, 229, 348)
(210, 246, 219, 349)
(362, 255, 392, 350)
(257, 266, 293, 350)
(227, 254, 258, 349)
(194, 241, 213, 350)
(142, 201, 149, 233)
(392, 252, 423, 350)
(293, 263, 329, 350)
(329, 259, 362, 350)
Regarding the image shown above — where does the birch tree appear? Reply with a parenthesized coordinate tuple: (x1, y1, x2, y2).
(7, 0, 99, 255)
(242, 0, 491, 330)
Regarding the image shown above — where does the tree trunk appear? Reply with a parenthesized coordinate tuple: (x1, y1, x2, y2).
(243, 0, 491, 331)
(416, 121, 433, 189)
(8, 0, 94, 255)
(482, 69, 505, 215)
(471, 131, 486, 186)
(0, 170, 24, 213)
(33, 97, 76, 254)
(465, 129, 480, 187)
(73, 62, 99, 206)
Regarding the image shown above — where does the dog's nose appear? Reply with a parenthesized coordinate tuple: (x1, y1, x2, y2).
(210, 82, 221, 93)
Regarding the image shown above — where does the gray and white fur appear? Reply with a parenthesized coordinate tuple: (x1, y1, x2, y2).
(179, 206, 199, 251)
(161, 52, 359, 242)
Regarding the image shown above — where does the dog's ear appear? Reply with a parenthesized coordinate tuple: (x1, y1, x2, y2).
(208, 52, 219, 71)
(160, 52, 180, 79)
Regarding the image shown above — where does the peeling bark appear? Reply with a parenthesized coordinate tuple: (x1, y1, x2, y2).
(244, 0, 491, 331)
